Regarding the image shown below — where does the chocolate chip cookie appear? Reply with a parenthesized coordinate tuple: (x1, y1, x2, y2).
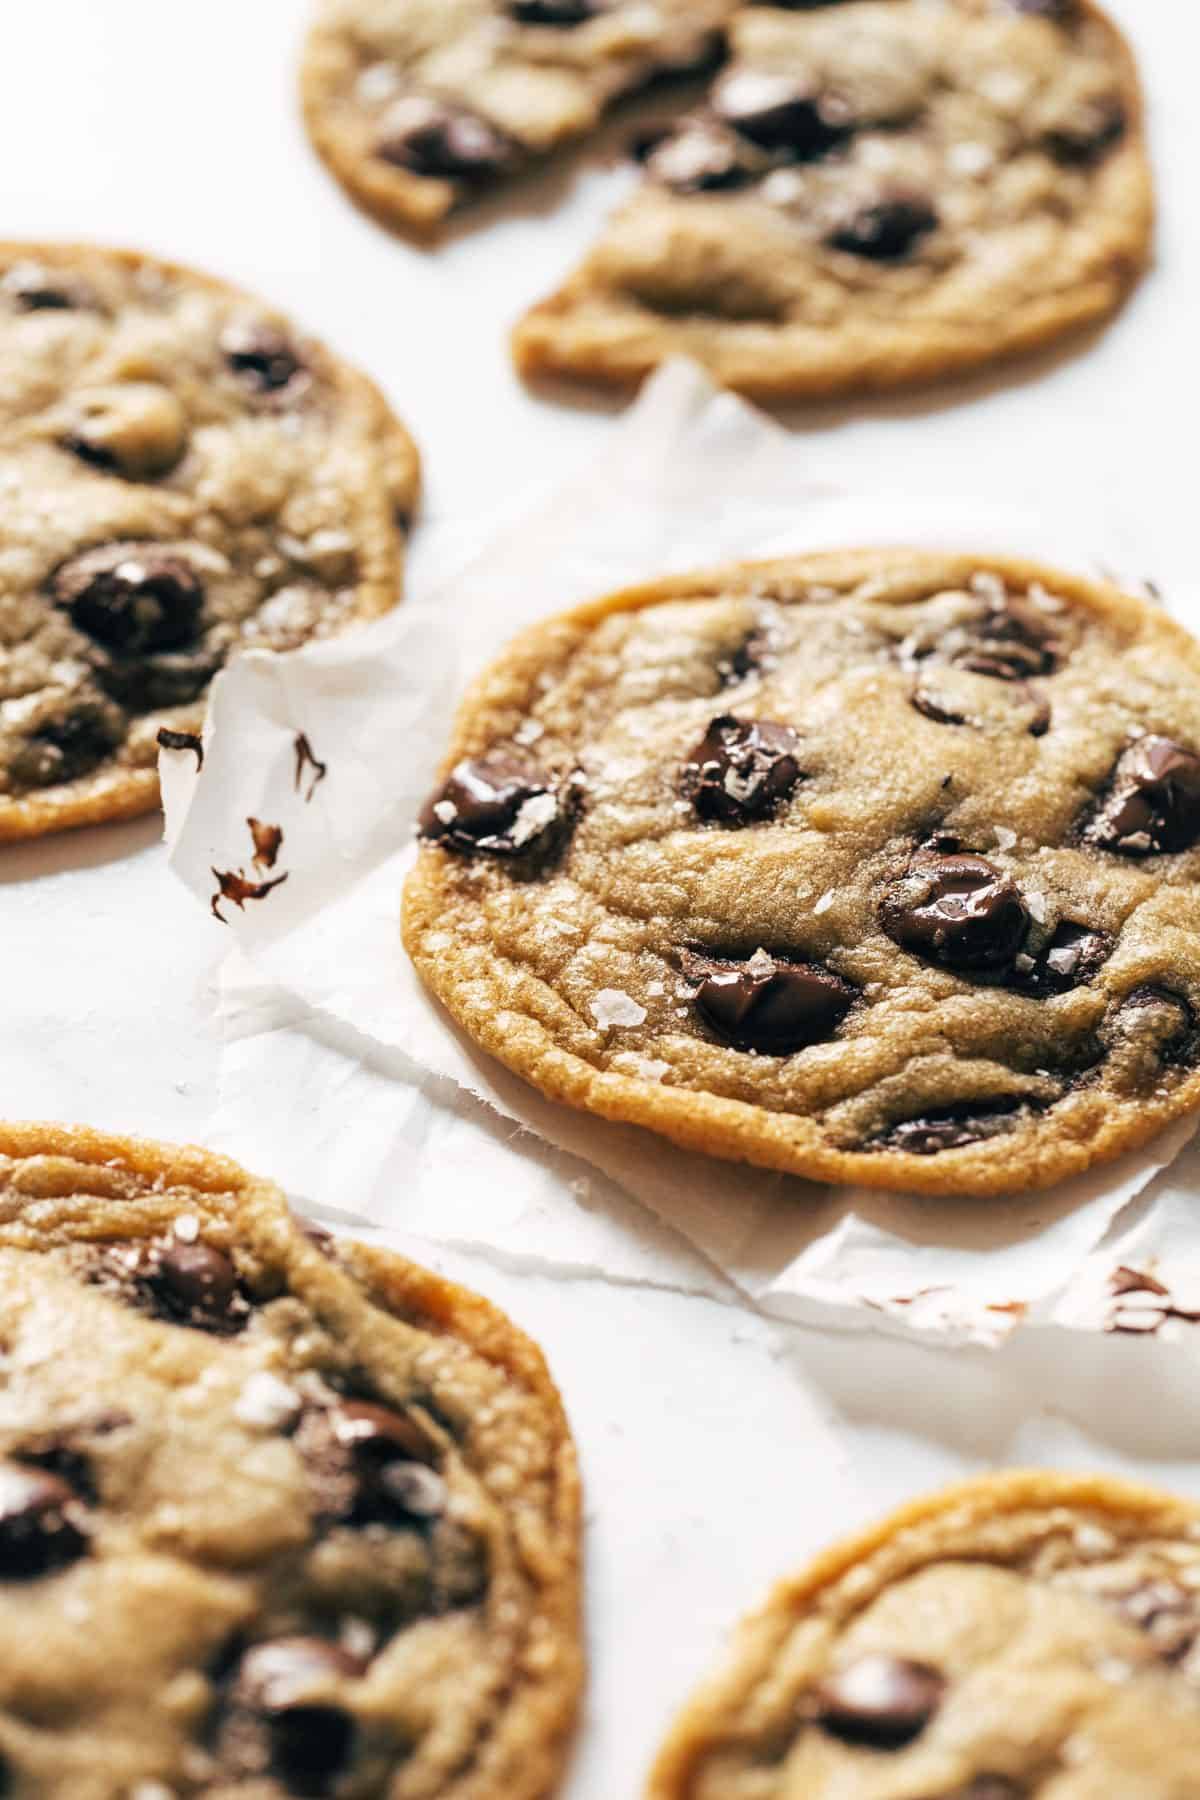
(648, 1470, 1200, 1798)
(513, 0, 1153, 400)
(0, 243, 420, 842)
(0, 1122, 581, 1796)
(403, 549, 1200, 1197)
(301, 0, 735, 236)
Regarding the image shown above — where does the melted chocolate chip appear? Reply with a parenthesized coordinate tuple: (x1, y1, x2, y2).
(713, 70, 850, 159)
(3, 261, 91, 310)
(880, 853, 1029, 972)
(1115, 985, 1199, 1069)
(220, 323, 305, 394)
(377, 97, 515, 181)
(829, 198, 938, 260)
(1084, 737, 1200, 856)
(157, 727, 204, 767)
(910, 667, 1050, 737)
(813, 1655, 946, 1749)
(420, 751, 571, 860)
(232, 1639, 364, 1795)
(10, 702, 123, 789)
(1044, 100, 1126, 165)
(682, 949, 855, 1054)
(510, 0, 606, 20)
(680, 716, 803, 824)
(0, 1461, 88, 1578)
(876, 1099, 1026, 1156)
(51, 547, 203, 653)
(96, 642, 225, 713)
(955, 595, 1064, 681)
(637, 124, 755, 194)
(1016, 921, 1112, 997)
(328, 1401, 445, 1525)
(139, 1241, 245, 1332)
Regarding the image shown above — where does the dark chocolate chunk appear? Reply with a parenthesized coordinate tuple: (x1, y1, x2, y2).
(829, 197, 938, 260)
(879, 853, 1030, 971)
(140, 1240, 244, 1331)
(420, 751, 570, 860)
(96, 642, 225, 713)
(954, 594, 1064, 681)
(1084, 737, 1200, 856)
(1114, 985, 1198, 1069)
(1016, 921, 1112, 997)
(220, 322, 305, 395)
(0, 1461, 88, 1579)
(713, 70, 850, 159)
(377, 97, 515, 181)
(51, 546, 204, 654)
(682, 949, 855, 1054)
(232, 1639, 364, 1795)
(637, 124, 756, 194)
(10, 701, 123, 789)
(680, 716, 803, 824)
(876, 1100, 1025, 1156)
(328, 1401, 446, 1525)
(1044, 100, 1126, 165)
(157, 727, 204, 768)
(510, 0, 606, 20)
(813, 1655, 946, 1749)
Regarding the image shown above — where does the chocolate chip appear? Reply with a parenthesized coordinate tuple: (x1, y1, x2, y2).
(1112, 1580, 1199, 1662)
(140, 1241, 243, 1331)
(1016, 921, 1112, 997)
(876, 1100, 1025, 1156)
(910, 667, 1050, 738)
(2, 260, 91, 311)
(51, 546, 204, 653)
(377, 96, 515, 181)
(813, 1655, 946, 1749)
(637, 124, 755, 194)
(10, 701, 123, 789)
(1114, 985, 1198, 1068)
(232, 1639, 364, 1795)
(1084, 737, 1200, 856)
(420, 751, 571, 860)
(680, 716, 803, 824)
(95, 642, 225, 713)
(713, 71, 850, 159)
(510, 0, 606, 20)
(946, 594, 1064, 681)
(328, 1401, 445, 1525)
(880, 853, 1030, 972)
(1044, 100, 1126, 165)
(220, 322, 306, 394)
(829, 198, 938, 260)
(0, 1461, 88, 1579)
(682, 949, 855, 1054)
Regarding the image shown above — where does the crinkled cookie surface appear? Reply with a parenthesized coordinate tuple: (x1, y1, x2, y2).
(0, 243, 418, 840)
(404, 550, 1200, 1197)
(0, 1123, 580, 1798)
(514, 0, 1152, 399)
(648, 1472, 1200, 1799)
(301, 0, 736, 234)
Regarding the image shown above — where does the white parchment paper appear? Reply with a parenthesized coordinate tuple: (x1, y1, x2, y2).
(163, 360, 1200, 1348)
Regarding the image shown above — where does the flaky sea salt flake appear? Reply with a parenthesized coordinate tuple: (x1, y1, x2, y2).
(589, 989, 647, 1030)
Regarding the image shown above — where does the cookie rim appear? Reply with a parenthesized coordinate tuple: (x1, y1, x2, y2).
(402, 547, 1200, 1200)
(0, 1118, 584, 1800)
(645, 1466, 1200, 1797)
(511, 0, 1155, 400)
(0, 239, 421, 844)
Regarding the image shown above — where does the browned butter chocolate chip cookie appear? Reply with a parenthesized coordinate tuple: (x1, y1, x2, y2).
(0, 1123, 581, 1797)
(647, 1471, 1200, 1798)
(513, 0, 1153, 400)
(403, 550, 1200, 1197)
(300, 0, 736, 237)
(0, 243, 420, 842)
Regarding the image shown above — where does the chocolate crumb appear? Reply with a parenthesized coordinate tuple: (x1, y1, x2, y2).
(211, 868, 289, 924)
(294, 733, 327, 802)
(248, 818, 284, 870)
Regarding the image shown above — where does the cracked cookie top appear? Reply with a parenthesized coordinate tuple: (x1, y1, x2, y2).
(0, 243, 419, 841)
(513, 0, 1152, 400)
(404, 550, 1200, 1197)
(649, 1472, 1200, 1799)
(0, 1124, 580, 1798)
(301, 0, 735, 235)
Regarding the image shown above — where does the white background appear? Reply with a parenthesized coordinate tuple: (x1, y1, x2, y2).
(3, 2, 1200, 1792)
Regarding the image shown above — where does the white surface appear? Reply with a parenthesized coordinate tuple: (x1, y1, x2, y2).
(4, 3, 1200, 1794)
